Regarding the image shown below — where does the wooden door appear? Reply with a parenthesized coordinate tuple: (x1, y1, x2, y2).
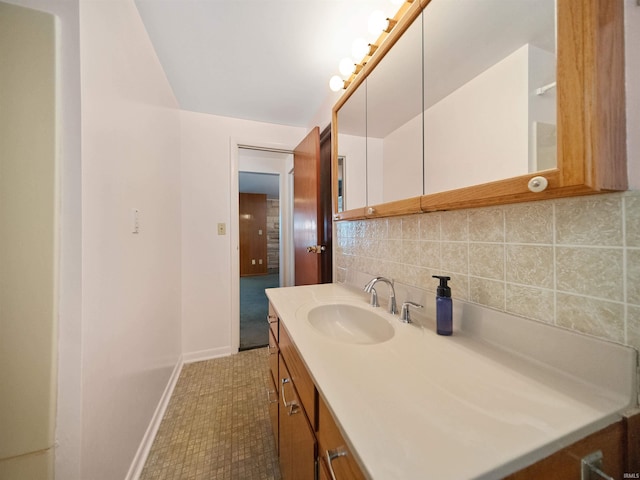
(294, 126, 332, 285)
(239, 193, 267, 276)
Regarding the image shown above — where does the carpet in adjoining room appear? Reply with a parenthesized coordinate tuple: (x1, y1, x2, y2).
(240, 273, 279, 350)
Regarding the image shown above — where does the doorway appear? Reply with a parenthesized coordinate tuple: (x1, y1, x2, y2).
(238, 180, 280, 350)
(237, 148, 293, 350)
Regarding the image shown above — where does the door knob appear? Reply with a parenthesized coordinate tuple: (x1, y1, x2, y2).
(306, 245, 326, 254)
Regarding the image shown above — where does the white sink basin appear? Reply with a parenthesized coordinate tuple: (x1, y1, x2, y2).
(307, 304, 394, 345)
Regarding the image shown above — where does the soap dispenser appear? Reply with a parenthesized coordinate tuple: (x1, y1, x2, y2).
(432, 275, 452, 336)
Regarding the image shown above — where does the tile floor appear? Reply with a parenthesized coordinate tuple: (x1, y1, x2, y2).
(140, 348, 282, 480)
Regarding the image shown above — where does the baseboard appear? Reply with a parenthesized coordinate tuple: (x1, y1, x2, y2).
(182, 345, 236, 364)
(124, 356, 184, 480)
(124, 346, 235, 479)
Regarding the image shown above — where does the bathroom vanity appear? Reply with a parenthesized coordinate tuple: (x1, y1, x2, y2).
(266, 283, 638, 480)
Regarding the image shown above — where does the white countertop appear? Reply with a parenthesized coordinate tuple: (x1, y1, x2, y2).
(266, 283, 637, 480)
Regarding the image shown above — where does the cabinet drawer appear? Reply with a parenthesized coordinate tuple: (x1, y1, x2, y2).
(279, 355, 316, 480)
(279, 324, 316, 424)
(267, 370, 279, 454)
(268, 303, 278, 340)
(317, 395, 366, 480)
(268, 328, 278, 385)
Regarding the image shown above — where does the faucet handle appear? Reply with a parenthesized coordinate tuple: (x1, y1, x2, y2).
(400, 301, 423, 323)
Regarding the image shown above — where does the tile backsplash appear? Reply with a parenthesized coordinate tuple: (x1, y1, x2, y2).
(335, 190, 640, 352)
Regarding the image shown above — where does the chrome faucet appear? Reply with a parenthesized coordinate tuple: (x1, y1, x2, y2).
(363, 277, 397, 314)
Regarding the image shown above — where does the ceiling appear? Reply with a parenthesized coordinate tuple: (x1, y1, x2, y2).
(134, 0, 396, 128)
(239, 172, 280, 198)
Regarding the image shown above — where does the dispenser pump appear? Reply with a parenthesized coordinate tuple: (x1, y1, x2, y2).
(432, 275, 452, 336)
(433, 275, 451, 298)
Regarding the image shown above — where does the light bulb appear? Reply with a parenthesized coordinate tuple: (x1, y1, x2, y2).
(368, 10, 387, 35)
(351, 38, 369, 61)
(339, 58, 355, 77)
(329, 75, 345, 92)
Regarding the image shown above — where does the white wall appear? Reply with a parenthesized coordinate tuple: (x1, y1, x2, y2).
(382, 114, 423, 202)
(0, 0, 83, 478)
(180, 110, 304, 358)
(79, 1, 182, 479)
(424, 44, 531, 194)
(367, 137, 384, 206)
(0, 4, 57, 478)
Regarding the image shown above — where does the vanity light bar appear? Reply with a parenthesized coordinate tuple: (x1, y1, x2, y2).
(329, 0, 413, 91)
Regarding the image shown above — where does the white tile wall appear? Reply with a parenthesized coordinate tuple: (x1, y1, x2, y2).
(335, 190, 640, 351)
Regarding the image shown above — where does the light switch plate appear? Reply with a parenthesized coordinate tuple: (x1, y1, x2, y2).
(132, 208, 140, 234)
(217, 223, 226, 235)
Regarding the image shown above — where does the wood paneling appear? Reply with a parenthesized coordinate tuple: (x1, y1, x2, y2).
(239, 193, 267, 276)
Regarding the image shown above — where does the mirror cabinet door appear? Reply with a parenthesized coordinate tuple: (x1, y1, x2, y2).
(333, 0, 625, 218)
(336, 78, 367, 212)
(423, 0, 557, 195)
(367, 12, 424, 205)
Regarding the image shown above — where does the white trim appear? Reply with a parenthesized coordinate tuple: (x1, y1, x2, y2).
(230, 138, 241, 351)
(125, 356, 184, 480)
(125, 345, 236, 480)
(182, 346, 236, 364)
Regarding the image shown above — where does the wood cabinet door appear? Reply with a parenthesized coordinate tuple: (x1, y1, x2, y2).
(239, 192, 267, 276)
(267, 371, 279, 454)
(317, 396, 366, 480)
(318, 456, 331, 480)
(279, 355, 316, 480)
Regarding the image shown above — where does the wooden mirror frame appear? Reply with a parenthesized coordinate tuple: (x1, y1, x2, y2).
(331, 0, 627, 221)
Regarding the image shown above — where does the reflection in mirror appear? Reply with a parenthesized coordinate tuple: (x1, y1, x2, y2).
(423, 0, 556, 194)
(337, 80, 367, 210)
(367, 12, 423, 204)
(337, 156, 345, 212)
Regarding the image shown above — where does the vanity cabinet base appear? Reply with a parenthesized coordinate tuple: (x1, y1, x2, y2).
(506, 411, 640, 480)
(267, 301, 638, 479)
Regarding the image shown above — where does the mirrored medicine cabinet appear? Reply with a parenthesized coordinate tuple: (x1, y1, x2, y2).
(332, 0, 627, 220)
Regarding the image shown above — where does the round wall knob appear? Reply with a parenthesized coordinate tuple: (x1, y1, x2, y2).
(367, 207, 375, 215)
(528, 176, 549, 193)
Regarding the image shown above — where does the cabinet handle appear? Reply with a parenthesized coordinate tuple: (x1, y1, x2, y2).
(267, 314, 278, 324)
(326, 447, 348, 480)
(281, 377, 299, 415)
(581, 451, 614, 480)
(266, 388, 278, 404)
